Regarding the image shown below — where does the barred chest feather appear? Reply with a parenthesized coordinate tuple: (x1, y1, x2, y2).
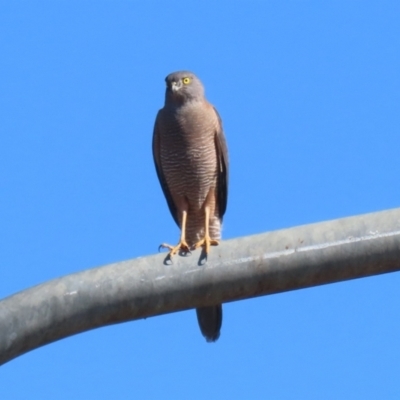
(158, 101, 219, 203)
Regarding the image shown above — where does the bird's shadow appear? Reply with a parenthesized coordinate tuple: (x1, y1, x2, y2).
(162, 248, 207, 266)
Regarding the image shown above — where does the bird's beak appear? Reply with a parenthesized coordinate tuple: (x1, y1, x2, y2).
(171, 81, 182, 92)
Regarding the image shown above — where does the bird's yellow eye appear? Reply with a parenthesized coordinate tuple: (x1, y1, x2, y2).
(182, 77, 191, 85)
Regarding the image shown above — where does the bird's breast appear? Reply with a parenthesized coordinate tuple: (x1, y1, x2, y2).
(159, 105, 219, 204)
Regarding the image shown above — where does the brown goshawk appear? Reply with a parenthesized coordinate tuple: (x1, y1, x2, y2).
(152, 71, 229, 342)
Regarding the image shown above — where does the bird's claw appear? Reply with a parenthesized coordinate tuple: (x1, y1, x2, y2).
(158, 241, 191, 258)
(192, 236, 219, 255)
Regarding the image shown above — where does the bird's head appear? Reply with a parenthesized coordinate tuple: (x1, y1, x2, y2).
(165, 71, 205, 104)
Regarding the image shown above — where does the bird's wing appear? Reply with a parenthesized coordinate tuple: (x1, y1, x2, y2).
(152, 110, 180, 227)
(213, 107, 229, 220)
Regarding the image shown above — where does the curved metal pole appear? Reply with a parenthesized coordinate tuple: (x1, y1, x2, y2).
(1, 208, 400, 365)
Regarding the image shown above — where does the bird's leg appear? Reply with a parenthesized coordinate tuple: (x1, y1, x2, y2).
(192, 206, 219, 255)
(159, 210, 191, 257)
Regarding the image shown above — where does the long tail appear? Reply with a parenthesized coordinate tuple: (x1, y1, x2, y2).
(196, 304, 223, 342)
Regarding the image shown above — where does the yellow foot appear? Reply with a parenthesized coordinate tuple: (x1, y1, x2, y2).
(192, 236, 219, 255)
(158, 240, 191, 258)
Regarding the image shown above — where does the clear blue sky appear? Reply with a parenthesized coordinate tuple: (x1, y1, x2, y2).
(1, 1, 400, 398)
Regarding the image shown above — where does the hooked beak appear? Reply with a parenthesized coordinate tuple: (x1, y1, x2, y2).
(171, 80, 182, 92)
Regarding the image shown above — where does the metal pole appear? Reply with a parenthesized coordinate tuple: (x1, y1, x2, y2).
(1, 208, 400, 365)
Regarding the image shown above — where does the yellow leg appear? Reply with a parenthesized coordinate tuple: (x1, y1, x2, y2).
(192, 206, 219, 254)
(159, 211, 191, 257)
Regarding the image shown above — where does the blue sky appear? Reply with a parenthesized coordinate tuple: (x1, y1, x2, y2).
(1, 1, 400, 398)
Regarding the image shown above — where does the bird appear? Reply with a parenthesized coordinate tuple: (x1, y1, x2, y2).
(152, 71, 229, 342)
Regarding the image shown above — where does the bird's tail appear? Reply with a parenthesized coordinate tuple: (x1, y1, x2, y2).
(196, 304, 222, 342)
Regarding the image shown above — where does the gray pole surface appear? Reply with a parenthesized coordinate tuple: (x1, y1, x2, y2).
(1, 208, 400, 365)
